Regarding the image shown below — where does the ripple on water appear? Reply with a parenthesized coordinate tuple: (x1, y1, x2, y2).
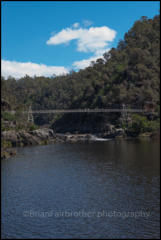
(1, 140, 160, 239)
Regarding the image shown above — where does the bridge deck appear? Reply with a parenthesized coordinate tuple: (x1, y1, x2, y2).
(5, 109, 154, 114)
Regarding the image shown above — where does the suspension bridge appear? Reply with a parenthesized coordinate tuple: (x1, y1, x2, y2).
(3, 104, 156, 123)
(7, 106, 155, 114)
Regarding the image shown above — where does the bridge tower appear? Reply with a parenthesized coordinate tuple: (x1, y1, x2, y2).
(28, 105, 34, 123)
(120, 104, 129, 127)
(120, 103, 133, 128)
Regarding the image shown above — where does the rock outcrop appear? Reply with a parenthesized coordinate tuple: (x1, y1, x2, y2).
(1, 148, 17, 160)
(2, 128, 56, 148)
(2, 131, 20, 146)
(30, 128, 55, 140)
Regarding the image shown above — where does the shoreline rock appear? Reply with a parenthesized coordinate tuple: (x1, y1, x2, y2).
(2, 128, 56, 147)
(2, 128, 159, 160)
(1, 148, 17, 160)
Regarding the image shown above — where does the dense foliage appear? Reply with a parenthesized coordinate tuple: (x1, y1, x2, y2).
(1, 14, 160, 134)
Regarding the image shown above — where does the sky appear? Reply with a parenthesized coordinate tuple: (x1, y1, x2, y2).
(1, 1, 160, 79)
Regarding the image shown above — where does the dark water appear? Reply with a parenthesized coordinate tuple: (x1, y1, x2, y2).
(1, 139, 160, 239)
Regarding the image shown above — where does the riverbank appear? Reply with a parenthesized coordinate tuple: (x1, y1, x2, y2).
(1, 127, 160, 160)
(1, 128, 54, 160)
(1, 129, 109, 160)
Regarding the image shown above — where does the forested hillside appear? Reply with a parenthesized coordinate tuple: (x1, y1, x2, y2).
(1, 14, 160, 134)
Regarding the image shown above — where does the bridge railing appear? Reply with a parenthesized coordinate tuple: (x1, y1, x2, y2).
(2, 108, 155, 114)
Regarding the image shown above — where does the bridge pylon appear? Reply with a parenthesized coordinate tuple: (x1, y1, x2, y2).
(28, 105, 34, 123)
(120, 104, 129, 128)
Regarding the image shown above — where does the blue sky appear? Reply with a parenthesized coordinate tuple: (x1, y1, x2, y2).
(2, 1, 160, 78)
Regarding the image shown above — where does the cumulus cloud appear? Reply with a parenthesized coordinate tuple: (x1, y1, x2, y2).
(46, 25, 116, 54)
(72, 56, 100, 69)
(73, 48, 110, 70)
(82, 19, 93, 27)
(2, 60, 69, 79)
(72, 22, 80, 28)
(2, 23, 116, 79)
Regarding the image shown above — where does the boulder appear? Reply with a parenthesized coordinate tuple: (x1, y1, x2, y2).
(1, 148, 17, 160)
(64, 134, 93, 142)
(30, 128, 55, 140)
(19, 131, 40, 146)
(115, 128, 124, 135)
(2, 130, 20, 146)
(104, 124, 115, 134)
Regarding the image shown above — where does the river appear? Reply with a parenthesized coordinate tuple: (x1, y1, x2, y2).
(1, 139, 160, 239)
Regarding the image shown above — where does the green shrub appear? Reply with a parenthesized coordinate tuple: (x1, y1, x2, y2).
(28, 124, 38, 131)
(2, 140, 12, 148)
(128, 114, 160, 136)
(1, 112, 15, 121)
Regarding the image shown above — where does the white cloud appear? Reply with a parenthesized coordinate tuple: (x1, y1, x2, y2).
(72, 22, 80, 28)
(82, 19, 93, 27)
(2, 60, 69, 79)
(46, 23, 116, 70)
(73, 48, 110, 70)
(2, 24, 116, 79)
(46, 25, 116, 54)
(73, 56, 100, 69)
